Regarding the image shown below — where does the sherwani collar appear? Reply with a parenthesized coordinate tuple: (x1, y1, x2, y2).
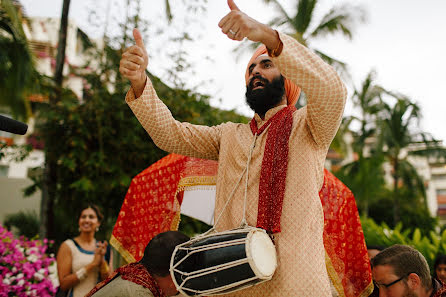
(253, 104, 288, 126)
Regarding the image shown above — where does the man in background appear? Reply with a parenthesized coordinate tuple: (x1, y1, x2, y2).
(372, 245, 446, 297)
(86, 231, 189, 297)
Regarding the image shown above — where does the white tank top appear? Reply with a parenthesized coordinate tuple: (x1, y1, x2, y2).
(64, 239, 99, 297)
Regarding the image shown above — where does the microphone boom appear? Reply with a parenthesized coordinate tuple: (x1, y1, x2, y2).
(0, 115, 28, 135)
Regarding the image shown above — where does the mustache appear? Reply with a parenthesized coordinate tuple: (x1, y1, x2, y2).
(248, 75, 269, 90)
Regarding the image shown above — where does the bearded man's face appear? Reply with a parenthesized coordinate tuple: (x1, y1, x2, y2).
(245, 74, 285, 116)
(245, 55, 286, 117)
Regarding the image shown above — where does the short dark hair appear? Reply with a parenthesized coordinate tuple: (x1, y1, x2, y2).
(433, 254, 446, 279)
(140, 231, 190, 277)
(367, 245, 386, 252)
(78, 205, 104, 223)
(371, 245, 431, 289)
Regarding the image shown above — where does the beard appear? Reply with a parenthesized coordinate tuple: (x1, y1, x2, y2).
(245, 74, 285, 117)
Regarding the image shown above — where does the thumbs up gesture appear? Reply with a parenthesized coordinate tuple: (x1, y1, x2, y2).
(119, 28, 149, 97)
(218, 0, 278, 49)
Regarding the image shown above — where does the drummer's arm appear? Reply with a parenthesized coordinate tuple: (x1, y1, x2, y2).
(126, 80, 224, 161)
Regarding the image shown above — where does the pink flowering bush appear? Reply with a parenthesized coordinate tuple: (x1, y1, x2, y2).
(0, 225, 57, 297)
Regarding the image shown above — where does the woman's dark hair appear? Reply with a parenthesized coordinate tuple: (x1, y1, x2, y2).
(433, 254, 446, 279)
(78, 205, 104, 223)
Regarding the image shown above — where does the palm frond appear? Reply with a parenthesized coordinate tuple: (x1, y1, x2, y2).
(262, 0, 293, 25)
(268, 15, 290, 29)
(313, 49, 350, 81)
(232, 39, 261, 62)
(294, 0, 317, 34)
(353, 70, 386, 114)
(398, 159, 426, 199)
(0, 0, 35, 120)
(164, 0, 173, 23)
(309, 4, 366, 40)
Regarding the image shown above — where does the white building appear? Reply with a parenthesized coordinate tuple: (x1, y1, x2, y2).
(407, 143, 446, 222)
(0, 16, 97, 223)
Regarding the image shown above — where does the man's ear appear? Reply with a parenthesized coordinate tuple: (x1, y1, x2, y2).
(407, 273, 421, 290)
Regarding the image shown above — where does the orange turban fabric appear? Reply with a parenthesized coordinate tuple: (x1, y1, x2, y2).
(245, 45, 301, 107)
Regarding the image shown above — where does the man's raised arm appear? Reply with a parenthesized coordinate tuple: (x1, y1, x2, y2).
(218, 0, 347, 147)
(119, 29, 148, 98)
(119, 29, 222, 160)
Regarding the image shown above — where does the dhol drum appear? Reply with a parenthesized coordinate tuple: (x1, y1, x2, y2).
(170, 227, 277, 296)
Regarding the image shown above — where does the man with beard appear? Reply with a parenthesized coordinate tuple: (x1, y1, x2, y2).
(371, 245, 446, 297)
(119, 0, 346, 295)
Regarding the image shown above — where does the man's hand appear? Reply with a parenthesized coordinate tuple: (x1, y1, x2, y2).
(119, 28, 148, 98)
(218, 0, 279, 50)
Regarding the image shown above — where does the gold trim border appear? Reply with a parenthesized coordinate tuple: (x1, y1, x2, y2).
(325, 251, 346, 297)
(110, 234, 136, 264)
(175, 176, 217, 194)
(325, 251, 374, 297)
(110, 176, 216, 265)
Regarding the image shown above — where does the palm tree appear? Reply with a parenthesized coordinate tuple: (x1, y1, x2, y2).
(0, 0, 35, 120)
(349, 70, 385, 156)
(240, 0, 366, 75)
(378, 95, 445, 225)
(335, 71, 387, 216)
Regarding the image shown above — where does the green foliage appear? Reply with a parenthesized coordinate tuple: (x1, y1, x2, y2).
(0, 0, 36, 120)
(335, 71, 444, 234)
(26, 33, 247, 246)
(6, 0, 242, 244)
(365, 193, 438, 239)
(361, 216, 445, 269)
(179, 215, 212, 238)
(4, 210, 40, 238)
(335, 155, 386, 216)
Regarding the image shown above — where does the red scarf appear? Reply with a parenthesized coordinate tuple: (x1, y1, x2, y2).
(250, 105, 296, 233)
(85, 263, 164, 297)
(433, 279, 446, 297)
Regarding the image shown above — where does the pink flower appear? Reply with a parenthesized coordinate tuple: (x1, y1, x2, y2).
(0, 225, 56, 296)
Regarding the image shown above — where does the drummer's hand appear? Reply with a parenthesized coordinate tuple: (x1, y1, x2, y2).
(218, 0, 279, 51)
(119, 28, 148, 98)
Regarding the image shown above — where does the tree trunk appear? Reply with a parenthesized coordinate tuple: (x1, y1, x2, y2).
(53, 0, 71, 96)
(39, 0, 71, 239)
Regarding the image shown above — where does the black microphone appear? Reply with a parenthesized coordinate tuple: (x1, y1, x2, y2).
(0, 115, 28, 135)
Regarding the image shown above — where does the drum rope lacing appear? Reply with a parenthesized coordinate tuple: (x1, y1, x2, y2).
(207, 133, 258, 235)
(171, 230, 271, 295)
(170, 133, 277, 296)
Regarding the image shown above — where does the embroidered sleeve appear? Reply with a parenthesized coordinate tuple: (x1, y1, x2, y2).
(272, 33, 347, 147)
(125, 80, 223, 160)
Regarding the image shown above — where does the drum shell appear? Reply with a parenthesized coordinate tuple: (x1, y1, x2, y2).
(171, 229, 276, 296)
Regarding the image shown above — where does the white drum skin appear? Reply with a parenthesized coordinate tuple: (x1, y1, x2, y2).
(246, 230, 277, 279)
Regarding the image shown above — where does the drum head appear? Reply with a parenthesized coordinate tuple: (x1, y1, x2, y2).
(246, 230, 277, 279)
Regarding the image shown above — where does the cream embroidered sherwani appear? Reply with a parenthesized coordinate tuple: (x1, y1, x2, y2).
(126, 33, 347, 296)
(90, 276, 154, 297)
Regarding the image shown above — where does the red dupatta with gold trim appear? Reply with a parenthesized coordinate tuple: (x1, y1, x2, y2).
(110, 154, 372, 297)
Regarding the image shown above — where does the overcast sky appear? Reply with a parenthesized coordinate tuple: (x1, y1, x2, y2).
(20, 0, 446, 144)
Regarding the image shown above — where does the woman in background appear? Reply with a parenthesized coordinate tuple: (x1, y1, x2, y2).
(434, 254, 446, 284)
(56, 205, 113, 297)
